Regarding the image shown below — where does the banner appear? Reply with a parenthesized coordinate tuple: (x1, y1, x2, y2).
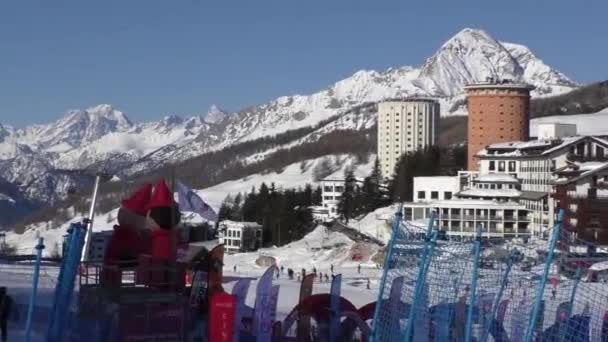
(497, 299, 510, 323)
(297, 273, 316, 342)
(253, 266, 277, 342)
(210, 292, 237, 342)
(232, 278, 252, 336)
(269, 285, 281, 328)
(412, 283, 429, 342)
(120, 302, 185, 342)
(208, 245, 225, 306)
(177, 179, 218, 222)
(329, 274, 342, 342)
(189, 271, 208, 307)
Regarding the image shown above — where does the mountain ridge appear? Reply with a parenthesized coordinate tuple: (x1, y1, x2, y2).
(0, 27, 582, 227)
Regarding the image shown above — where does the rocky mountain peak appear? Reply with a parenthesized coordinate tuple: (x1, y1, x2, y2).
(205, 104, 228, 124)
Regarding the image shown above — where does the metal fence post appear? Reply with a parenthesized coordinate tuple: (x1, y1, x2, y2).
(25, 237, 45, 342)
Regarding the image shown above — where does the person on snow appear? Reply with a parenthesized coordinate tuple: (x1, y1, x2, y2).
(357, 264, 361, 274)
(324, 274, 329, 283)
(0, 287, 17, 342)
(142, 179, 181, 289)
(101, 183, 152, 287)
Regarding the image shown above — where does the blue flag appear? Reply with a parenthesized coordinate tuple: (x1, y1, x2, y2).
(176, 180, 218, 222)
(254, 266, 276, 342)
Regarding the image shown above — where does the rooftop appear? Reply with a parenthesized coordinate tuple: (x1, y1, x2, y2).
(473, 173, 519, 183)
(464, 80, 535, 91)
(408, 198, 523, 209)
(458, 188, 521, 198)
(477, 136, 589, 158)
(219, 220, 262, 229)
(380, 97, 439, 104)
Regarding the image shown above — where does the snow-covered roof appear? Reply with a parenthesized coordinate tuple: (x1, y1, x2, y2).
(407, 199, 524, 209)
(554, 161, 608, 185)
(473, 173, 518, 183)
(458, 188, 521, 198)
(477, 136, 585, 158)
(589, 260, 608, 271)
(219, 220, 262, 229)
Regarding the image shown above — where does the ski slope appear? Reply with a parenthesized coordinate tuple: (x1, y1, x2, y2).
(530, 108, 608, 136)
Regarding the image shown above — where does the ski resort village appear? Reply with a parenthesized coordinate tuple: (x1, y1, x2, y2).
(0, 9, 608, 342)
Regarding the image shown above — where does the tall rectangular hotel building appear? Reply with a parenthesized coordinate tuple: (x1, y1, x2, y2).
(377, 99, 440, 178)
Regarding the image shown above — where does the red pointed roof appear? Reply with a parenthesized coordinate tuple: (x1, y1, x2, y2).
(147, 179, 174, 210)
(121, 183, 152, 216)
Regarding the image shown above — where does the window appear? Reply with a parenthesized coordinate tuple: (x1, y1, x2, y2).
(508, 161, 516, 172)
(323, 186, 332, 192)
(489, 161, 495, 171)
(498, 161, 505, 172)
(324, 196, 333, 201)
(444, 192, 452, 200)
(335, 186, 344, 193)
(431, 191, 439, 199)
(418, 191, 425, 199)
(490, 184, 496, 190)
(597, 146, 605, 158)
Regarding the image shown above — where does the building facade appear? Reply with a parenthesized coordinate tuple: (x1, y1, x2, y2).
(377, 99, 440, 178)
(320, 178, 345, 218)
(465, 81, 534, 171)
(406, 200, 531, 239)
(413, 176, 462, 202)
(218, 220, 263, 253)
(553, 162, 608, 247)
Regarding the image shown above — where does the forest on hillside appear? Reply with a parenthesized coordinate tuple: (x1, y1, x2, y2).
(531, 81, 608, 117)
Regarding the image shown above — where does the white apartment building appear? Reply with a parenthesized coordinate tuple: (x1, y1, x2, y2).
(377, 99, 440, 178)
(320, 178, 345, 218)
(477, 127, 608, 229)
(218, 220, 263, 253)
(406, 200, 531, 239)
(413, 176, 461, 202)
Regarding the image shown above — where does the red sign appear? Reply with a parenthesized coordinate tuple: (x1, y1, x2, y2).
(210, 292, 237, 342)
(120, 302, 184, 342)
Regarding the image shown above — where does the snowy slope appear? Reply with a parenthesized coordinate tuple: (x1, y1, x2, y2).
(5, 155, 375, 252)
(530, 109, 608, 136)
(0, 27, 579, 221)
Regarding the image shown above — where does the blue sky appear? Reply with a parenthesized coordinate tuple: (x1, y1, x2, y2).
(1, 0, 606, 127)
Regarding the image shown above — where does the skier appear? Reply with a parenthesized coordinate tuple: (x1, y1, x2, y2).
(276, 271, 280, 279)
(319, 272, 323, 282)
(358, 264, 361, 274)
(234, 265, 237, 273)
(280, 265, 284, 274)
(313, 267, 317, 277)
(330, 264, 334, 273)
(366, 278, 371, 290)
(325, 274, 329, 283)
(0, 287, 16, 342)
(302, 268, 306, 277)
(288, 268, 294, 280)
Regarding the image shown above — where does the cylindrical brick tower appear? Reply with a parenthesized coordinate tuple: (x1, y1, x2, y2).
(465, 82, 534, 171)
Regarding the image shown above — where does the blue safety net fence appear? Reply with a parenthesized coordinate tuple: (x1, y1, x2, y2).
(372, 208, 608, 342)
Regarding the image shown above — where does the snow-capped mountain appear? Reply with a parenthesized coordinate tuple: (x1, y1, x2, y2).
(205, 105, 228, 124)
(0, 27, 579, 226)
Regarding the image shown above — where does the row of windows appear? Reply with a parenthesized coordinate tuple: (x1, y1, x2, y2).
(323, 186, 344, 193)
(225, 239, 241, 247)
(226, 230, 241, 238)
(323, 195, 341, 201)
(474, 183, 518, 190)
(417, 191, 452, 200)
(488, 161, 517, 172)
